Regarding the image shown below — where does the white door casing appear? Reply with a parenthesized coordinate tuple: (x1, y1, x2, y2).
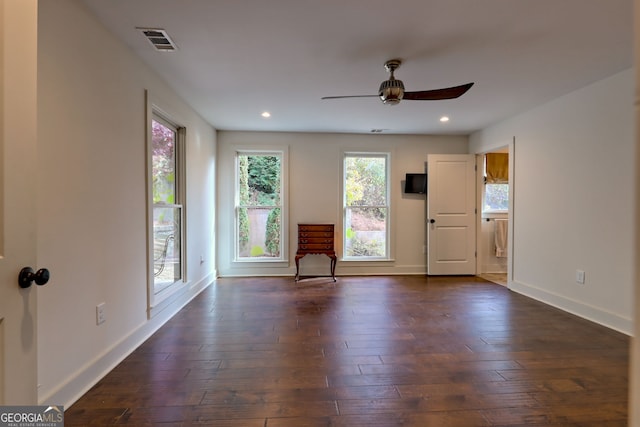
(0, 0, 39, 405)
(427, 154, 476, 275)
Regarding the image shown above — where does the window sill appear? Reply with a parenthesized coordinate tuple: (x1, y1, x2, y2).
(340, 258, 395, 265)
(232, 259, 289, 268)
(149, 279, 189, 318)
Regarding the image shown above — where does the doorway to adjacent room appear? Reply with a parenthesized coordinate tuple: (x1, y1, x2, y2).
(477, 145, 511, 287)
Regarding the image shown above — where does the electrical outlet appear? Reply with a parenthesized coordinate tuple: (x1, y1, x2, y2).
(96, 303, 106, 325)
(576, 270, 585, 284)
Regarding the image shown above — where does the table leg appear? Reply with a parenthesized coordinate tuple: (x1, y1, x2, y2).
(295, 254, 302, 281)
(330, 255, 337, 282)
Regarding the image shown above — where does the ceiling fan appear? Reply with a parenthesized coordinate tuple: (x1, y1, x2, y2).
(321, 59, 474, 106)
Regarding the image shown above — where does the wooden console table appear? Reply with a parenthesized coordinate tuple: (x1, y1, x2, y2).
(295, 223, 337, 282)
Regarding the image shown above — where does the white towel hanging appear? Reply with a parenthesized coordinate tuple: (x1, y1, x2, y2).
(494, 219, 508, 258)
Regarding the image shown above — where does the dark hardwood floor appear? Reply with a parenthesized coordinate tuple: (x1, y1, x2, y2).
(65, 276, 629, 426)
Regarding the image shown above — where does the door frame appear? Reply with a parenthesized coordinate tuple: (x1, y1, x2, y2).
(474, 139, 515, 286)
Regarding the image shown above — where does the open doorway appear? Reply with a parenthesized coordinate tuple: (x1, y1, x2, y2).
(477, 146, 511, 286)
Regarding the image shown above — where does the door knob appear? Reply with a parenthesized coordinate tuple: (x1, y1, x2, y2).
(18, 267, 50, 288)
(429, 219, 436, 224)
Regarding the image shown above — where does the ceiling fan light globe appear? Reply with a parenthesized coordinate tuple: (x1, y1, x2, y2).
(381, 95, 402, 105)
(379, 79, 404, 105)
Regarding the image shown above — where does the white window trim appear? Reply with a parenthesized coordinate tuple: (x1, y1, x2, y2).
(145, 91, 188, 317)
(232, 147, 289, 265)
(341, 151, 392, 262)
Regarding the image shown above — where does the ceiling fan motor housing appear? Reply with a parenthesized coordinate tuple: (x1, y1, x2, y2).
(379, 78, 405, 105)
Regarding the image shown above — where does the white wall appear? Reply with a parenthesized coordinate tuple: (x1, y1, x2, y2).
(217, 131, 467, 277)
(470, 69, 635, 334)
(36, 0, 216, 406)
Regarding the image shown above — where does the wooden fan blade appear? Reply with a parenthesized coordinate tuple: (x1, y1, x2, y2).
(402, 82, 474, 101)
(321, 95, 378, 100)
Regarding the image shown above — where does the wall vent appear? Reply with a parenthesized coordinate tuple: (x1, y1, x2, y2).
(137, 28, 177, 51)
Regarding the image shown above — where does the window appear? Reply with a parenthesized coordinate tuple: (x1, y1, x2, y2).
(483, 153, 509, 212)
(343, 153, 390, 259)
(236, 151, 284, 260)
(484, 183, 509, 212)
(151, 116, 184, 294)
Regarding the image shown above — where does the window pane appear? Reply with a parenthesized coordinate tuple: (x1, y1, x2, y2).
(484, 183, 509, 211)
(345, 207, 386, 257)
(345, 156, 387, 206)
(344, 153, 389, 259)
(152, 120, 176, 204)
(153, 205, 181, 293)
(237, 152, 283, 260)
(239, 154, 281, 207)
(238, 207, 281, 258)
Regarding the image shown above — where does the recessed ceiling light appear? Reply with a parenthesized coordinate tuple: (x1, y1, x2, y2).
(261, 111, 271, 118)
(440, 116, 450, 123)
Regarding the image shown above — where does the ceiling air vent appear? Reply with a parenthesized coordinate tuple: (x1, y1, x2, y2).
(137, 28, 177, 51)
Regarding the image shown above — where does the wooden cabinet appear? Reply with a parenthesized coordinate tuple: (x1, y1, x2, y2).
(295, 224, 336, 281)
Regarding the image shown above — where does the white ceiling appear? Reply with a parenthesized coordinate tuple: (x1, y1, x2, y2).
(80, 0, 633, 135)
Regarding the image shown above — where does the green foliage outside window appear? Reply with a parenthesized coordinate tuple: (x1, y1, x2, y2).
(265, 208, 281, 255)
(238, 154, 282, 258)
(152, 120, 176, 204)
(347, 232, 384, 256)
(248, 155, 280, 199)
(344, 155, 388, 258)
(238, 156, 250, 252)
(345, 156, 386, 219)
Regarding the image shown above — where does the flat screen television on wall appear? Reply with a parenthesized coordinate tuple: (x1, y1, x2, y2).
(404, 173, 427, 194)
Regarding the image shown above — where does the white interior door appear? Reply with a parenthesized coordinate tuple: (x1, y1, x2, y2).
(427, 154, 476, 275)
(0, 0, 39, 404)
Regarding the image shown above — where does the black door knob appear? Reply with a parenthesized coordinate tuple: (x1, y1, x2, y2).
(18, 267, 50, 288)
(429, 219, 436, 224)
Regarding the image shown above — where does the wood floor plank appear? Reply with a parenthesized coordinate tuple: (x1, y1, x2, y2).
(65, 275, 629, 426)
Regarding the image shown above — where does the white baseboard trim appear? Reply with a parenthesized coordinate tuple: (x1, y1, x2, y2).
(39, 272, 215, 408)
(220, 265, 429, 278)
(509, 279, 632, 336)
